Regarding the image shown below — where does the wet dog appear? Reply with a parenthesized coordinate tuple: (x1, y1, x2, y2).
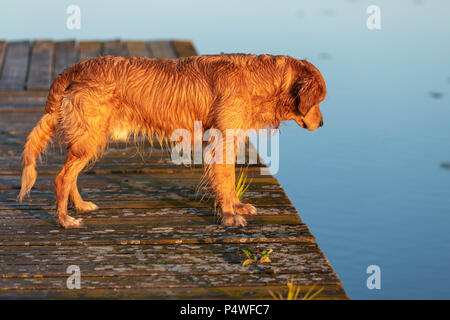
(18, 54, 326, 228)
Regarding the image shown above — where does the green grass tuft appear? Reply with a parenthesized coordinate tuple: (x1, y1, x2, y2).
(236, 166, 251, 201)
(268, 278, 324, 300)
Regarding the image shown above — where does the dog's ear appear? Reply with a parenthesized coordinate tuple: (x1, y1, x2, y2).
(291, 74, 323, 116)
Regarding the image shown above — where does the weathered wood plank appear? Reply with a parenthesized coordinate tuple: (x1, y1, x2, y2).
(0, 93, 47, 100)
(0, 272, 339, 290)
(0, 156, 265, 174)
(147, 41, 177, 59)
(0, 113, 44, 133)
(0, 170, 278, 188)
(0, 196, 290, 211)
(102, 40, 126, 56)
(0, 242, 315, 256)
(0, 166, 264, 176)
(0, 182, 283, 201)
(0, 41, 6, 75)
(172, 40, 197, 57)
(125, 41, 151, 57)
(0, 284, 347, 300)
(53, 40, 77, 78)
(0, 41, 30, 90)
(0, 215, 300, 230)
(0, 252, 329, 275)
(0, 278, 341, 296)
(0, 224, 314, 245)
(78, 41, 102, 61)
(0, 193, 276, 212)
(27, 40, 55, 90)
(0, 103, 45, 112)
(0, 199, 288, 215)
(0, 176, 291, 202)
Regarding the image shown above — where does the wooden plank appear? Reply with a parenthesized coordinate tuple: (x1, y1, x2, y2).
(0, 155, 264, 174)
(172, 40, 197, 57)
(0, 112, 42, 133)
(0, 91, 47, 98)
(0, 104, 45, 113)
(147, 41, 177, 59)
(27, 40, 54, 90)
(102, 40, 126, 56)
(0, 274, 342, 292)
(78, 41, 101, 61)
(125, 41, 151, 57)
(0, 176, 282, 197)
(0, 242, 316, 256)
(0, 196, 291, 211)
(0, 171, 279, 190)
(0, 41, 6, 75)
(0, 41, 30, 90)
(53, 40, 77, 78)
(0, 212, 300, 229)
(0, 224, 314, 245)
(0, 285, 347, 300)
(0, 273, 339, 291)
(0, 246, 326, 274)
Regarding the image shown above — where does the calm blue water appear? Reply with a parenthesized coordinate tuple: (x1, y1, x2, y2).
(2, 0, 450, 299)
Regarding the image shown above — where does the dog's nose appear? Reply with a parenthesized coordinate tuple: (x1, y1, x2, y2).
(319, 120, 324, 127)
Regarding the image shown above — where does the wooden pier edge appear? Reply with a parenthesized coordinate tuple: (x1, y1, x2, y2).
(0, 40, 348, 300)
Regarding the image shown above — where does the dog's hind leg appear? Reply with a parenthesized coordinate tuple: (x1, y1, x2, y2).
(54, 129, 103, 228)
(54, 150, 92, 228)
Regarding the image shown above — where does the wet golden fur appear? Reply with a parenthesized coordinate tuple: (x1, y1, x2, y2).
(18, 53, 326, 228)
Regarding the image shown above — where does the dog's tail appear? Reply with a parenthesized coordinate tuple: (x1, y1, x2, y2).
(18, 112, 58, 201)
(18, 73, 70, 201)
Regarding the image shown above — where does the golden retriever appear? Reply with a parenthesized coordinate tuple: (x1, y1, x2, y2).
(18, 54, 326, 228)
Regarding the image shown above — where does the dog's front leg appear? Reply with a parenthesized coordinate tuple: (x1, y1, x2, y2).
(211, 162, 247, 227)
(233, 197, 257, 216)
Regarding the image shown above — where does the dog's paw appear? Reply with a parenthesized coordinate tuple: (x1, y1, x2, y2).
(221, 213, 247, 227)
(234, 203, 257, 215)
(58, 214, 83, 229)
(75, 201, 98, 213)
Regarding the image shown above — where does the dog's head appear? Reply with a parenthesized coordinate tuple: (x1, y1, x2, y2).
(288, 60, 327, 131)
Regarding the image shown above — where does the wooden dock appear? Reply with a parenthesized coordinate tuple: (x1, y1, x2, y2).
(0, 40, 348, 299)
